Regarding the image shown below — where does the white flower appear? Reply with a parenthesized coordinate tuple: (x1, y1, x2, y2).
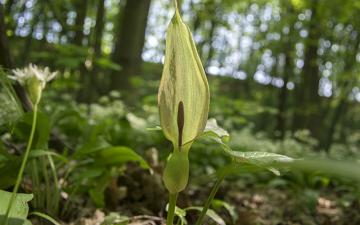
(9, 64, 57, 105)
(9, 64, 57, 89)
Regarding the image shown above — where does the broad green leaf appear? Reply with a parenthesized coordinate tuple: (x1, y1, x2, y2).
(96, 146, 149, 169)
(278, 159, 360, 182)
(223, 148, 293, 176)
(202, 118, 230, 142)
(224, 150, 294, 165)
(200, 118, 292, 175)
(185, 206, 225, 225)
(0, 190, 33, 225)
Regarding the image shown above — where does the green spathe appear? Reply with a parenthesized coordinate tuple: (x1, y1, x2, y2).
(159, 3, 209, 195)
(158, 9, 210, 150)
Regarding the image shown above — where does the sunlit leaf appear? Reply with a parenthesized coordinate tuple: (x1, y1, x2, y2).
(0, 190, 33, 225)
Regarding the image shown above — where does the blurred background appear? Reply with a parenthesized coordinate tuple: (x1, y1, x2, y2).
(0, 0, 360, 224)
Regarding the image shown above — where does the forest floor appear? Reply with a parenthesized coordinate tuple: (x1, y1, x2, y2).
(46, 167, 360, 225)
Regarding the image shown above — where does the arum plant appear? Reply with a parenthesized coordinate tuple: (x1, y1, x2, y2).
(158, 0, 210, 224)
(2, 64, 57, 225)
(158, 2, 360, 225)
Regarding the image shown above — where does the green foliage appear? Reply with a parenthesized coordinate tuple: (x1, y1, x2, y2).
(172, 205, 226, 225)
(0, 190, 33, 225)
(13, 111, 50, 149)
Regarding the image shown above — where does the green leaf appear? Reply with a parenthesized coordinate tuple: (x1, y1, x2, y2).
(95, 58, 122, 71)
(185, 206, 225, 225)
(224, 150, 294, 165)
(202, 118, 230, 142)
(14, 111, 50, 149)
(73, 137, 111, 159)
(146, 126, 162, 131)
(102, 212, 129, 225)
(279, 159, 360, 182)
(200, 119, 293, 175)
(89, 173, 111, 207)
(96, 146, 149, 169)
(29, 212, 60, 225)
(0, 190, 33, 225)
(174, 206, 187, 225)
(212, 199, 238, 223)
(224, 148, 294, 176)
(29, 150, 68, 162)
(0, 155, 21, 189)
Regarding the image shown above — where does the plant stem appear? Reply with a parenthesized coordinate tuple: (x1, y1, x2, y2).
(166, 192, 178, 225)
(195, 173, 225, 225)
(3, 104, 38, 225)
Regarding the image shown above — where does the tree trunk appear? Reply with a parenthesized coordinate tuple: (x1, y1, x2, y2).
(79, 0, 106, 102)
(275, 1, 295, 139)
(275, 54, 291, 139)
(73, 0, 88, 45)
(93, 0, 105, 59)
(5, 0, 15, 15)
(292, 0, 321, 139)
(111, 0, 151, 90)
(322, 30, 360, 151)
(0, 4, 12, 69)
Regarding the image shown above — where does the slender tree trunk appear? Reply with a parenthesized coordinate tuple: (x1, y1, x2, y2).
(292, 0, 321, 139)
(73, 0, 88, 45)
(275, 1, 295, 139)
(275, 54, 291, 139)
(5, 0, 15, 15)
(79, 0, 106, 102)
(93, 0, 105, 59)
(0, 4, 12, 69)
(111, 0, 151, 90)
(322, 31, 360, 151)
